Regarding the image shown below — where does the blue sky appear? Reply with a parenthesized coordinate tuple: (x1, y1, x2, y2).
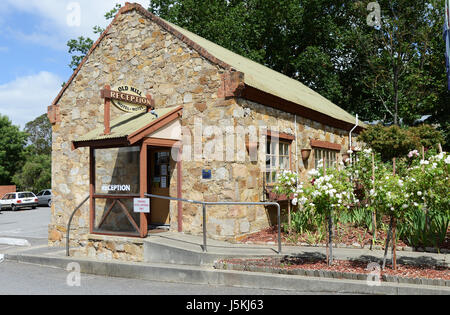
(0, 0, 149, 128)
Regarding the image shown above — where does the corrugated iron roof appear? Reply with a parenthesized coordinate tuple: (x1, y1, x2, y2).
(75, 107, 178, 143)
(164, 20, 365, 129)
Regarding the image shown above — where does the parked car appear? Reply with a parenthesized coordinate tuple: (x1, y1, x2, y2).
(0, 192, 38, 211)
(36, 189, 52, 207)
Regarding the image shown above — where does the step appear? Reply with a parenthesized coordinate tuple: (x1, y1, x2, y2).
(144, 232, 281, 266)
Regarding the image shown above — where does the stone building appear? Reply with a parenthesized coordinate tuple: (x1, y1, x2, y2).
(47, 3, 365, 261)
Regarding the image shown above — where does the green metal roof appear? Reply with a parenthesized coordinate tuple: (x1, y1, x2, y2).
(165, 20, 365, 129)
(75, 107, 178, 143)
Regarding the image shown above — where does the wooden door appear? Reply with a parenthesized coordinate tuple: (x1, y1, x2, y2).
(148, 148, 171, 226)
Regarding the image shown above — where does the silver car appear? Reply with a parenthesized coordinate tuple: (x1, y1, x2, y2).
(36, 189, 52, 207)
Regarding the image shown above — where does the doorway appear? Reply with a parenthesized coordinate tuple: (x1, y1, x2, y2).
(148, 147, 171, 228)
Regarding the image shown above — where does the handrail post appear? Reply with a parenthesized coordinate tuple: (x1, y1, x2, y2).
(66, 196, 90, 257)
(202, 203, 207, 252)
(276, 203, 281, 254)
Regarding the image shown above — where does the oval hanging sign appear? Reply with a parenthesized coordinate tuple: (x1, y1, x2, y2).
(102, 85, 152, 113)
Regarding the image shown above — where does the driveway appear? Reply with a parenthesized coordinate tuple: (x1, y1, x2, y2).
(0, 206, 50, 250)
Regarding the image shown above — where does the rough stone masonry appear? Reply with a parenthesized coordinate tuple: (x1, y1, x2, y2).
(48, 4, 361, 262)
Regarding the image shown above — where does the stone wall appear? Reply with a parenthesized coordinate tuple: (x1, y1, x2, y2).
(176, 96, 361, 241)
(71, 234, 144, 262)
(49, 9, 224, 247)
(49, 7, 362, 252)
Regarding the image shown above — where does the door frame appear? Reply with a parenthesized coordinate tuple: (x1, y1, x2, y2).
(140, 138, 182, 237)
(148, 147, 171, 227)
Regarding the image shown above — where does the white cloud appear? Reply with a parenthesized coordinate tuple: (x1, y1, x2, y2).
(0, 72, 62, 128)
(2, 0, 150, 50)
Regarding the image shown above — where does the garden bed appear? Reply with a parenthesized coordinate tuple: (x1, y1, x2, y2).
(215, 257, 450, 287)
(238, 224, 450, 253)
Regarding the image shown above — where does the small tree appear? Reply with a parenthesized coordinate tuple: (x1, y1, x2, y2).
(404, 151, 450, 248)
(273, 170, 300, 232)
(370, 167, 419, 270)
(296, 164, 355, 265)
(347, 148, 384, 246)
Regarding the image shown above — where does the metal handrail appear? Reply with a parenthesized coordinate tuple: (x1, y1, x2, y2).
(66, 196, 90, 257)
(145, 193, 282, 254)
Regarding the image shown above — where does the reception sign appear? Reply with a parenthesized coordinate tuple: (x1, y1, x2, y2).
(101, 85, 153, 113)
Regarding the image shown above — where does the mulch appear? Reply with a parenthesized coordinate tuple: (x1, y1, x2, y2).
(240, 224, 450, 251)
(219, 257, 450, 281)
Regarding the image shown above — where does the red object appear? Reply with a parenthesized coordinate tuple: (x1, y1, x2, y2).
(103, 85, 111, 135)
(17, 200, 22, 204)
(35, 198, 38, 202)
(0, 185, 16, 197)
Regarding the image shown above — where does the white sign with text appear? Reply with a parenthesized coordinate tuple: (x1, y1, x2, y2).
(133, 198, 150, 213)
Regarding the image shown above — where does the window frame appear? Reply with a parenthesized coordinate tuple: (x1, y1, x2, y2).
(265, 135, 293, 186)
(313, 148, 339, 170)
(310, 139, 342, 170)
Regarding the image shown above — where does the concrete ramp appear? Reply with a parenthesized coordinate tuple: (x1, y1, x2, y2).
(144, 232, 281, 266)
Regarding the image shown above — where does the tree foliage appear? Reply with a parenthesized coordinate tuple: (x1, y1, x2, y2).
(12, 154, 51, 193)
(0, 115, 28, 185)
(24, 114, 52, 156)
(360, 123, 444, 161)
(67, 36, 94, 71)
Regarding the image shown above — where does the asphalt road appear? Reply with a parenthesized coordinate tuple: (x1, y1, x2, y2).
(0, 206, 50, 238)
(0, 261, 321, 295)
(0, 206, 329, 295)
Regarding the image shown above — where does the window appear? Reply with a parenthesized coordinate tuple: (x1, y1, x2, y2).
(314, 148, 338, 170)
(18, 193, 34, 199)
(44, 191, 51, 196)
(37, 191, 44, 196)
(265, 139, 291, 185)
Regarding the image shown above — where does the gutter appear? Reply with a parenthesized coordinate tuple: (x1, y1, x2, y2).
(349, 114, 359, 150)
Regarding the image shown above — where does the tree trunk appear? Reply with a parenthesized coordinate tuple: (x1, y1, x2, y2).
(328, 214, 333, 266)
(392, 217, 397, 270)
(382, 216, 394, 270)
(288, 201, 291, 233)
(393, 67, 399, 125)
(371, 152, 377, 249)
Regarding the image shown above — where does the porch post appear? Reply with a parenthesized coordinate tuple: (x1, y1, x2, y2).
(89, 147, 95, 234)
(103, 85, 111, 135)
(140, 142, 148, 237)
